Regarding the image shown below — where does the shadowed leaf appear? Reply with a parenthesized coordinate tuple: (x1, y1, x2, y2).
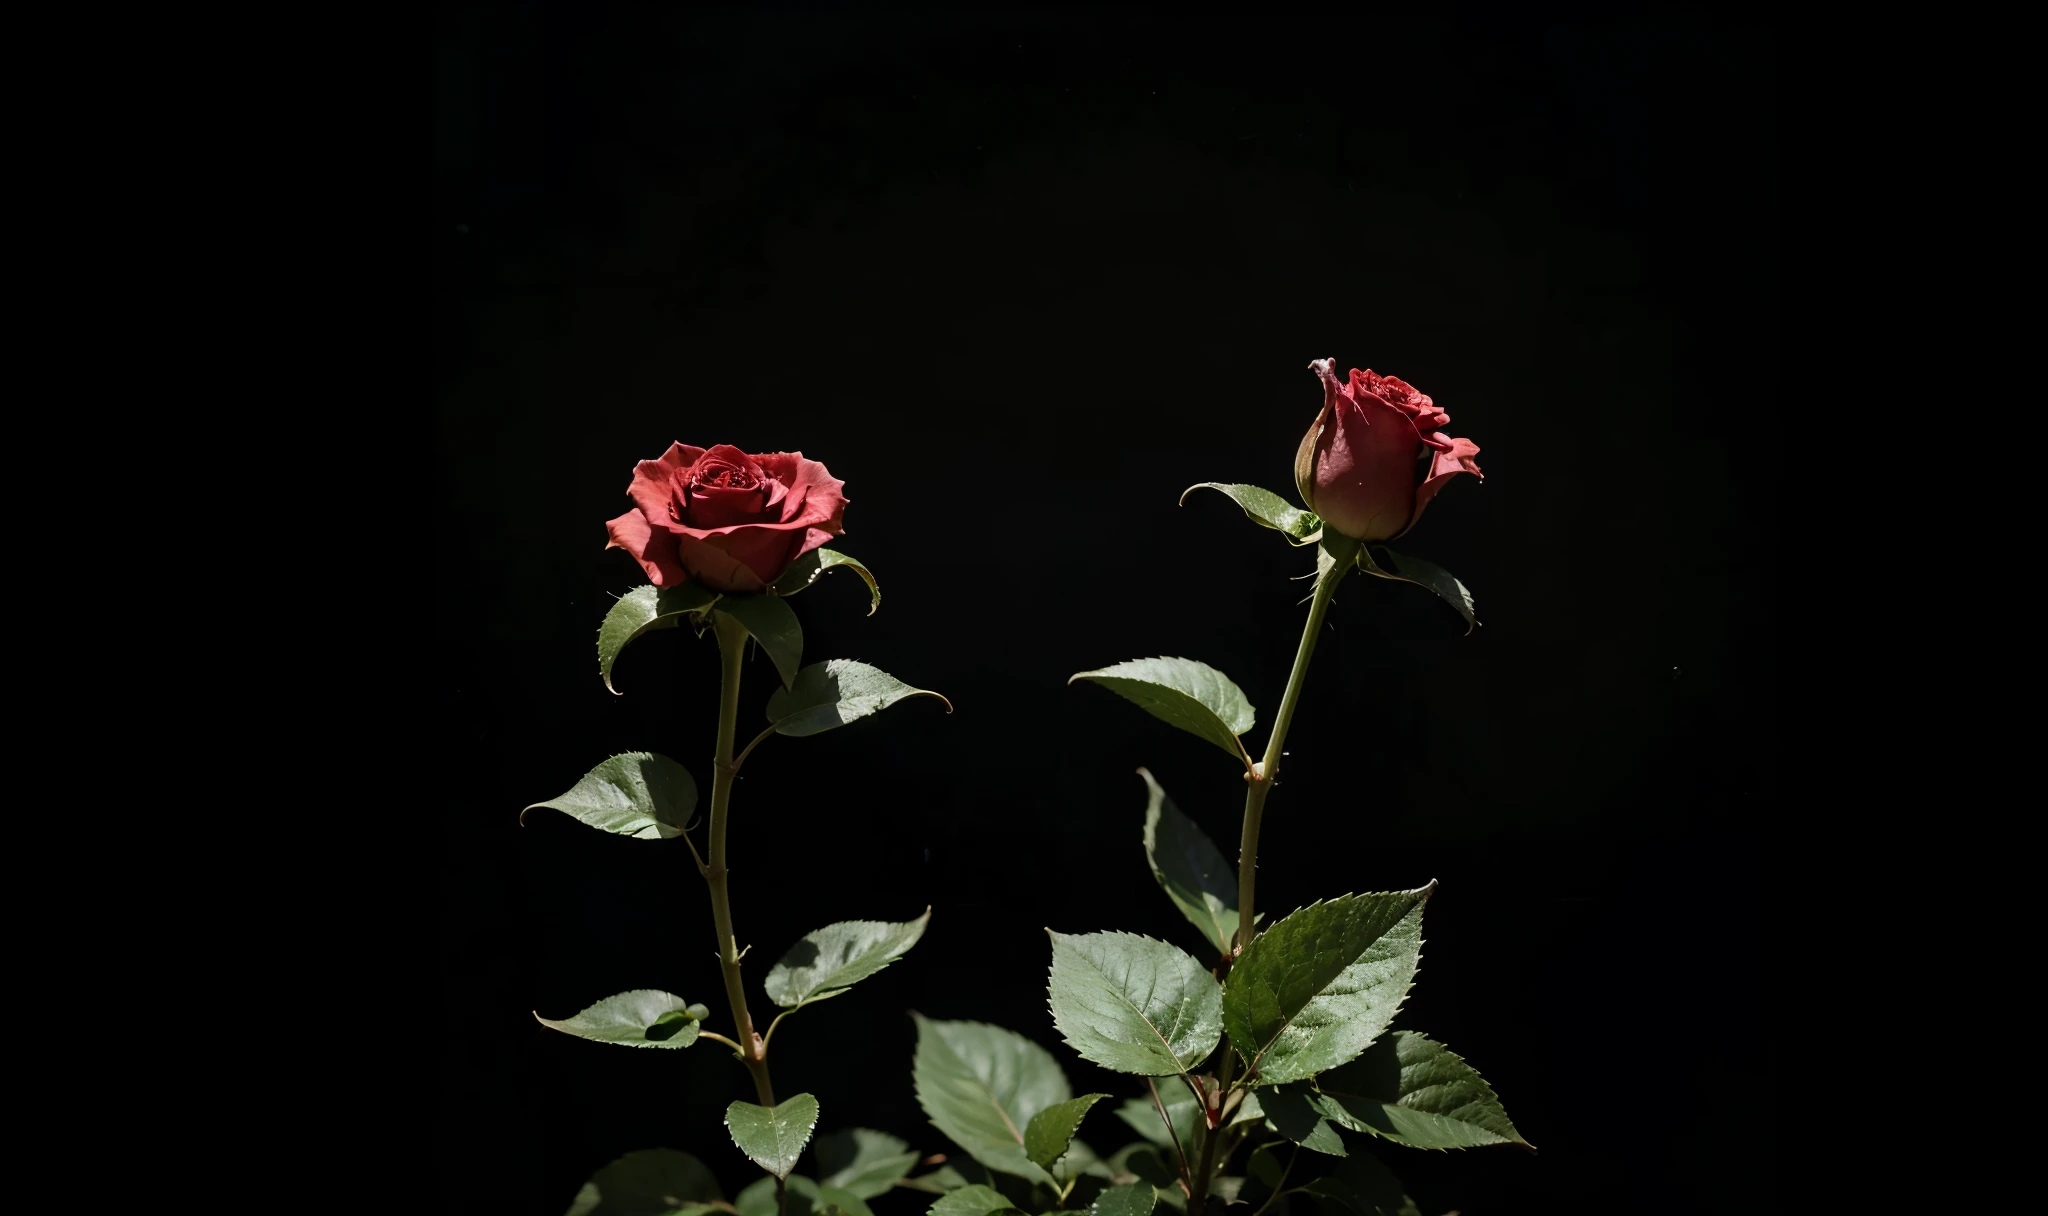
(521, 753, 696, 840)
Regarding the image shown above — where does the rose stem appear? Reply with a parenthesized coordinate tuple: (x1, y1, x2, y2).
(1188, 536, 1354, 1216)
(707, 610, 776, 1109)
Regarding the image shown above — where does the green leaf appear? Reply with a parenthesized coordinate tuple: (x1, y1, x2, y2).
(896, 1157, 993, 1195)
(766, 909, 931, 1009)
(1138, 769, 1239, 956)
(521, 753, 697, 840)
(563, 1148, 722, 1216)
(1179, 483, 1322, 545)
(928, 1185, 1023, 1216)
(1068, 657, 1255, 766)
(771, 548, 881, 614)
(1207, 1177, 1248, 1204)
(737, 1176, 829, 1216)
(1092, 1183, 1158, 1216)
(715, 596, 804, 689)
(598, 584, 722, 694)
(1313, 1030, 1531, 1151)
(815, 1128, 921, 1199)
(1297, 1153, 1420, 1216)
(1229, 1091, 1265, 1127)
(1113, 1088, 1197, 1154)
(1062, 1137, 1117, 1182)
(736, 1176, 872, 1216)
(1221, 886, 1433, 1086)
(816, 1186, 874, 1216)
(1359, 546, 1477, 635)
(1246, 1143, 1284, 1188)
(1105, 1142, 1172, 1186)
(1257, 1083, 1345, 1156)
(1024, 1093, 1109, 1172)
(535, 989, 702, 1049)
(911, 1015, 1071, 1184)
(727, 1094, 822, 1179)
(1048, 931, 1223, 1076)
(765, 661, 951, 739)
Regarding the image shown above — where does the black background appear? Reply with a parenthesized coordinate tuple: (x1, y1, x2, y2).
(435, 7, 1775, 1214)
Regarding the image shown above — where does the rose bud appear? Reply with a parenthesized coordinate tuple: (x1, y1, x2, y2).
(604, 443, 847, 592)
(1293, 358, 1483, 542)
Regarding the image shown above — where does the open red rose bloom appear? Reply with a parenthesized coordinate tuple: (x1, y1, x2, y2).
(1297, 358, 1484, 542)
(605, 443, 847, 592)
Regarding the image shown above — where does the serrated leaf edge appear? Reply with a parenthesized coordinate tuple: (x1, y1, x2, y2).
(517, 751, 698, 837)
(1314, 1031, 1533, 1154)
(531, 987, 701, 1048)
(1045, 929, 1219, 1076)
(725, 1095, 823, 1179)
(1236, 882, 1437, 1084)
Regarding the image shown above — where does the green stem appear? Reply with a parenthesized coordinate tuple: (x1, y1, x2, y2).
(1190, 540, 1353, 1216)
(1234, 540, 1351, 956)
(707, 612, 776, 1108)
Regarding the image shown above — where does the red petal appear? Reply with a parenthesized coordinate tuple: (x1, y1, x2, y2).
(627, 444, 702, 530)
(604, 509, 691, 586)
(1312, 381, 1427, 542)
(1399, 435, 1483, 538)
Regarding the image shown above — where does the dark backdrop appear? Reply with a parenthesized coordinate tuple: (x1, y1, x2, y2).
(434, 8, 1776, 1214)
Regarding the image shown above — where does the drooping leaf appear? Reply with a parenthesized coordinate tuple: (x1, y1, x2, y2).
(563, 1148, 722, 1216)
(1257, 1083, 1346, 1156)
(771, 548, 881, 614)
(1068, 657, 1255, 766)
(1024, 1093, 1109, 1172)
(1297, 1153, 1420, 1216)
(1048, 931, 1223, 1076)
(1313, 1031, 1531, 1151)
(715, 596, 804, 689)
(766, 909, 931, 1009)
(911, 1015, 1071, 1184)
(535, 989, 702, 1049)
(1179, 483, 1321, 545)
(765, 661, 951, 739)
(1138, 769, 1239, 956)
(1221, 886, 1432, 1086)
(597, 584, 722, 694)
(1358, 546, 1477, 635)
(521, 753, 697, 840)
(928, 1185, 1023, 1216)
(815, 1128, 920, 1199)
(1092, 1183, 1158, 1216)
(727, 1094, 822, 1179)
(1113, 1087, 1198, 1155)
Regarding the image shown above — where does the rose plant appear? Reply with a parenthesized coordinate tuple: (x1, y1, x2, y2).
(525, 362, 1525, 1216)
(895, 359, 1524, 1216)
(527, 442, 951, 1216)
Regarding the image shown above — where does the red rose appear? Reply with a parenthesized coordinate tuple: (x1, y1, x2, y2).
(604, 443, 847, 592)
(1293, 358, 1483, 542)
